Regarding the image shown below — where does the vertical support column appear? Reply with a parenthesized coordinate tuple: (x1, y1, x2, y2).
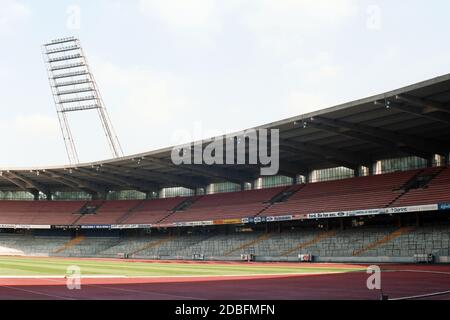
(92, 190, 108, 200)
(398, 215, 403, 228)
(306, 171, 313, 184)
(371, 162, 378, 176)
(340, 218, 345, 231)
(32, 191, 40, 201)
(356, 166, 361, 177)
(145, 191, 154, 200)
(368, 163, 375, 176)
(427, 154, 435, 168)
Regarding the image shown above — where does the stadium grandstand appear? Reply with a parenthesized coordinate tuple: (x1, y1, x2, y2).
(1, 73, 450, 266)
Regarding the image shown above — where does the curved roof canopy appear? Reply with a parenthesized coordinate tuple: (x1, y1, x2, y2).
(2, 73, 450, 195)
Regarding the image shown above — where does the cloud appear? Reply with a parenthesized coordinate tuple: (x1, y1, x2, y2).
(242, 0, 358, 54)
(94, 61, 192, 124)
(139, 0, 218, 29)
(0, 114, 59, 137)
(0, 114, 63, 167)
(12, 115, 59, 136)
(286, 91, 329, 116)
(287, 51, 342, 83)
(0, 0, 31, 34)
(91, 60, 197, 151)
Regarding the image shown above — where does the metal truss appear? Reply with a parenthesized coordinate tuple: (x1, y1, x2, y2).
(43, 37, 123, 164)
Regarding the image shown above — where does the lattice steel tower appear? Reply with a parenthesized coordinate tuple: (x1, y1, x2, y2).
(43, 36, 123, 164)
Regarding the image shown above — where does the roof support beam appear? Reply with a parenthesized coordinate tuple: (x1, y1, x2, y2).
(279, 161, 310, 178)
(280, 139, 368, 169)
(102, 163, 206, 190)
(46, 170, 107, 195)
(39, 171, 86, 193)
(0, 173, 32, 193)
(280, 144, 358, 170)
(7, 171, 49, 195)
(386, 99, 450, 126)
(310, 116, 445, 157)
(76, 167, 159, 192)
(395, 94, 450, 114)
(146, 157, 257, 185)
(305, 121, 430, 160)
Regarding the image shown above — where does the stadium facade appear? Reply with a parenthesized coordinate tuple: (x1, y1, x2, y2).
(0, 74, 450, 264)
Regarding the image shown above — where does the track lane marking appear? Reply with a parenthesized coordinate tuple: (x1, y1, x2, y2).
(84, 283, 204, 300)
(0, 285, 75, 300)
(389, 290, 450, 301)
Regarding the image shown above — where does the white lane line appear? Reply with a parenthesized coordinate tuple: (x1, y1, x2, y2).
(85, 283, 204, 300)
(389, 290, 450, 301)
(380, 269, 450, 276)
(39, 278, 203, 300)
(0, 285, 75, 300)
(0, 271, 346, 280)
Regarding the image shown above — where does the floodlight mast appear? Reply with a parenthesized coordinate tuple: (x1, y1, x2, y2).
(42, 37, 124, 164)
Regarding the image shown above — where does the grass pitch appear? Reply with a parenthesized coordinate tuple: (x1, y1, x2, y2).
(0, 256, 364, 278)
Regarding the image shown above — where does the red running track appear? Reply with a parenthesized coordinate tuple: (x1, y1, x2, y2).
(0, 264, 449, 300)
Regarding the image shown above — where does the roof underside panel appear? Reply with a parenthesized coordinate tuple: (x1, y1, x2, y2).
(1, 74, 450, 192)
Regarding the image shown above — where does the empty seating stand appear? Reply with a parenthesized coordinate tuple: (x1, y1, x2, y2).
(0, 200, 85, 225)
(76, 200, 142, 225)
(163, 186, 289, 223)
(391, 167, 450, 207)
(261, 170, 421, 217)
(0, 167, 449, 226)
(120, 197, 193, 224)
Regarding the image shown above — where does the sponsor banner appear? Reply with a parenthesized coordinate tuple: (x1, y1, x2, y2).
(110, 224, 152, 230)
(438, 203, 450, 210)
(385, 204, 438, 214)
(156, 223, 173, 228)
(306, 205, 438, 220)
(213, 219, 243, 225)
(17, 225, 52, 230)
(241, 218, 251, 224)
(292, 214, 309, 221)
(266, 215, 293, 222)
(253, 216, 267, 224)
(52, 225, 80, 230)
(0, 224, 16, 229)
(307, 209, 382, 220)
(242, 217, 267, 224)
(307, 212, 346, 219)
(172, 220, 214, 227)
(189, 221, 214, 227)
(80, 225, 111, 230)
(172, 222, 186, 227)
(0, 224, 51, 230)
(346, 209, 382, 217)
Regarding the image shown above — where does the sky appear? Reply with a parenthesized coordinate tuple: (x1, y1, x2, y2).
(0, 0, 450, 167)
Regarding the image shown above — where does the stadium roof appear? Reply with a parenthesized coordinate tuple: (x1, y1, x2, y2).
(1, 73, 450, 195)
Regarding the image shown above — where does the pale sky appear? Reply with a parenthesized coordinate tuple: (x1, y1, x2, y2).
(1, 0, 450, 167)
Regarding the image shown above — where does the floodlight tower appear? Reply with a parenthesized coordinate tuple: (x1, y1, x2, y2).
(42, 36, 124, 164)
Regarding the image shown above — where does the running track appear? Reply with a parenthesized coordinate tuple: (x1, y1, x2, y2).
(0, 263, 449, 300)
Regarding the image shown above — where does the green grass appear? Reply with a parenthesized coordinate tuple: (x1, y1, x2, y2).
(0, 256, 364, 277)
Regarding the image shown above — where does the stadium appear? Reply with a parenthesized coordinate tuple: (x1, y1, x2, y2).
(1, 2, 450, 303)
(1, 59, 450, 299)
